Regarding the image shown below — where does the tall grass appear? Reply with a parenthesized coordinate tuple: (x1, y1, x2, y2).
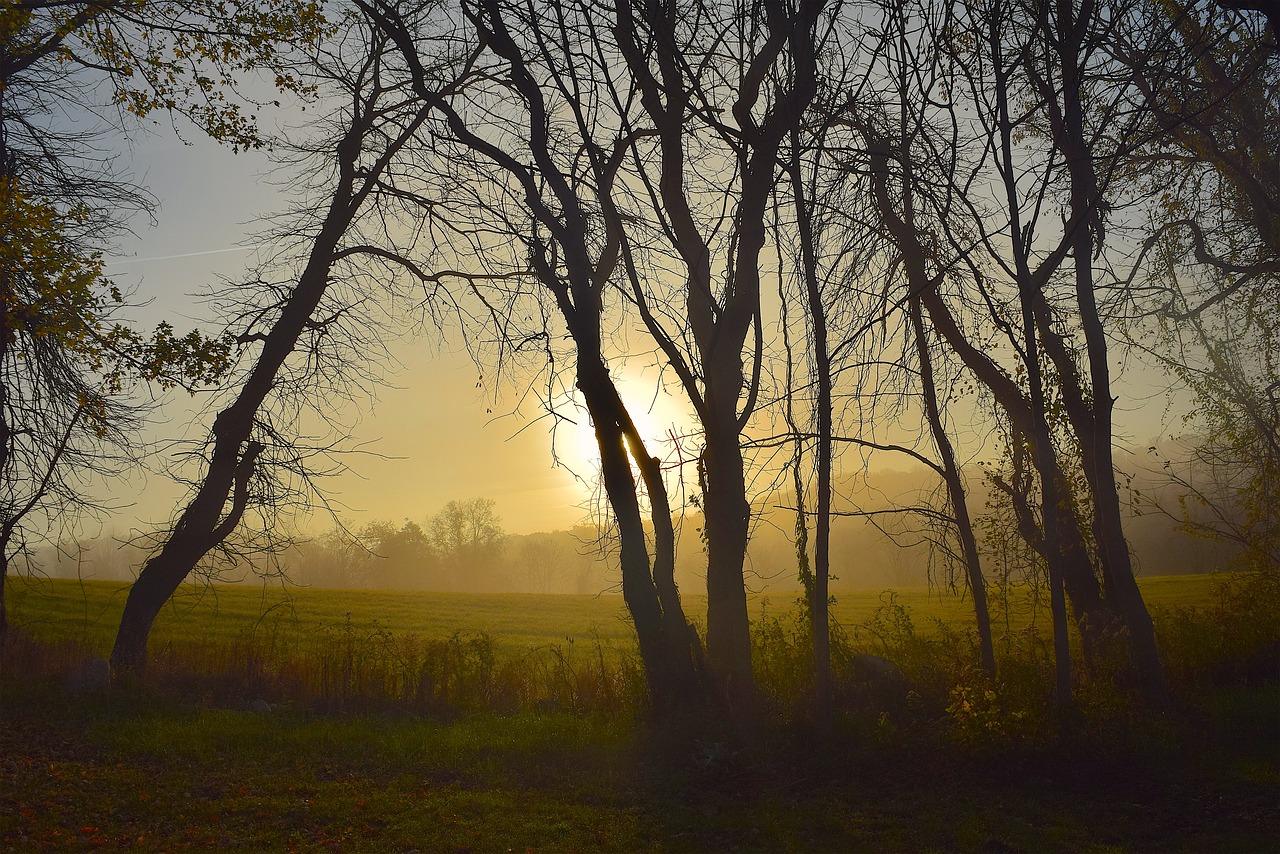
(135, 620, 650, 718)
(748, 574, 1278, 747)
(4, 573, 1274, 747)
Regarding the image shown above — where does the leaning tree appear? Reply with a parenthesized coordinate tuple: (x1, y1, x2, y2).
(112, 3, 450, 673)
(0, 0, 319, 647)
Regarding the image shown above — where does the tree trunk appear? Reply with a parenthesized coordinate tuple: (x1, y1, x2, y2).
(918, 286, 1116, 663)
(1044, 0, 1170, 709)
(610, 0, 823, 718)
(866, 137, 1095, 679)
(0, 308, 11, 653)
(701, 406, 757, 713)
(394, 0, 712, 719)
(587, 388, 672, 706)
(111, 439, 263, 673)
(910, 298, 996, 676)
(111, 222, 343, 674)
(621, 401, 709, 708)
(789, 133, 834, 722)
(112, 88, 426, 675)
(0, 550, 8, 652)
(988, 17, 1073, 709)
(578, 356, 706, 717)
(695, 160, 771, 712)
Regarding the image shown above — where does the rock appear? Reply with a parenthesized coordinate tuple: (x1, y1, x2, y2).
(62, 657, 110, 695)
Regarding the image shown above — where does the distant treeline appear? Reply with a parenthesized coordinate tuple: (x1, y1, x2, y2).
(24, 457, 1235, 595)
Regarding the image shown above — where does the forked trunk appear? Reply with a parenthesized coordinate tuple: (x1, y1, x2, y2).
(579, 359, 707, 716)
(1046, 0, 1170, 708)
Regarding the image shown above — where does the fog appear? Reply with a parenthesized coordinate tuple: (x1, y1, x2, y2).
(25, 453, 1235, 596)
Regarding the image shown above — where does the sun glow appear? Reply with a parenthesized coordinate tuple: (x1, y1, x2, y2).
(552, 365, 700, 494)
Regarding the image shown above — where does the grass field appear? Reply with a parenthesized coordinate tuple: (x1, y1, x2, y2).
(3, 572, 1225, 659)
(2, 571, 1275, 852)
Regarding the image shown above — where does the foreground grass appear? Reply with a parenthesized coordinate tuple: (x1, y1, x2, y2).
(1, 684, 1275, 852)
(3, 572, 1274, 851)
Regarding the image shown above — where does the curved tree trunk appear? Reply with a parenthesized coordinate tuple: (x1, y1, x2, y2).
(110, 439, 263, 673)
(866, 136, 1102, 678)
(621, 400, 710, 709)
(919, 285, 1115, 663)
(112, 60, 432, 675)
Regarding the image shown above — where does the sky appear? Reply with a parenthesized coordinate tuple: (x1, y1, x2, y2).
(102, 128, 612, 536)
(95, 107, 1189, 542)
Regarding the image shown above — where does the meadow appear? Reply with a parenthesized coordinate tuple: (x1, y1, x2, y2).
(4, 572, 1222, 658)
(1, 571, 1276, 851)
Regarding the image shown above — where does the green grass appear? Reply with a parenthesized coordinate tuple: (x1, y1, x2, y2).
(5, 578, 638, 656)
(1, 571, 1275, 851)
(0, 685, 1275, 852)
(4, 572, 1226, 659)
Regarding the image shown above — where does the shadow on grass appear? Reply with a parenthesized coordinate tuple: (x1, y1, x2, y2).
(1, 679, 1276, 852)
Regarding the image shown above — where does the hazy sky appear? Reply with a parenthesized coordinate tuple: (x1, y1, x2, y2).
(97, 110, 1185, 540)
(103, 128, 618, 535)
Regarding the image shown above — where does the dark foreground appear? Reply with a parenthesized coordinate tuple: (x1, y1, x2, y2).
(1, 686, 1276, 853)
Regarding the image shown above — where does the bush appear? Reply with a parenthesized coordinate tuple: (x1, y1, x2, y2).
(1155, 572, 1280, 691)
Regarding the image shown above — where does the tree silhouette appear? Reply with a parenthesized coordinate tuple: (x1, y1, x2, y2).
(111, 7, 445, 673)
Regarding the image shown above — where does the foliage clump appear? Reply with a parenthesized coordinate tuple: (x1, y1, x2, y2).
(0, 178, 232, 398)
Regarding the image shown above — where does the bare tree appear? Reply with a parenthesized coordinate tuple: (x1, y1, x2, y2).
(831, 0, 1178, 708)
(430, 498, 504, 591)
(357, 0, 712, 718)
(111, 6, 445, 673)
(1120, 3, 1280, 574)
(0, 0, 308, 646)
(609, 0, 827, 714)
(1021, 0, 1170, 708)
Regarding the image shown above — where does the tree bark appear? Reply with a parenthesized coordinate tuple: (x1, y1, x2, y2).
(578, 357, 706, 715)
(110, 439, 263, 673)
(700, 415, 757, 711)
(1039, 0, 1170, 708)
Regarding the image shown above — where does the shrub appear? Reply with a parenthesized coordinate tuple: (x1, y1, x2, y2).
(1155, 572, 1280, 691)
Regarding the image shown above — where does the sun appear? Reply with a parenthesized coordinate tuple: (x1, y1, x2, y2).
(550, 364, 700, 490)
